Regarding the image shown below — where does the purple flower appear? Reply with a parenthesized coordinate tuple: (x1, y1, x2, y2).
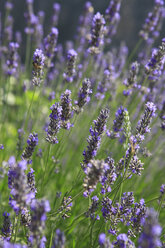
(105, 0, 122, 43)
(99, 233, 106, 245)
(160, 184, 165, 194)
(138, 208, 162, 248)
(98, 233, 112, 247)
(29, 199, 50, 247)
(46, 103, 62, 144)
(32, 49, 45, 86)
(60, 89, 73, 129)
(1, 212, 12, 241)
(75, 78, 92, 112)
(139, 0, 165, 41)
(145, 39, 165, 78)
(0, 144, 4, 150)
(63, 49, 77, 82)
(113, 233, 135, 247)
(88, 12, 105, 54)
(22, 132, 38, 161)
(135, 102, 156, 143)
(82, 108, 109, 167)
(52, 3, 61, 26)
(8, 158, 34, 214)
(44, 27, 59, 67)
(52, 229, 65, 248)
(5, 42, 19, 77)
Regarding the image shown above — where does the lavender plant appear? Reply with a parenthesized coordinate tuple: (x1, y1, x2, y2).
(0, 0, 165, 247)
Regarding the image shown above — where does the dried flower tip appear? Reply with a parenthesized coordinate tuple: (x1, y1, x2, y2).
(59, 196, 73, 219)
(75, 78, 92, 113)
(63, 49, 77, 82)
(60, 89, 73, 129)
(46, 103, 62, 144)
(83, 160, 105, 197)
(44, 27, 59, 67)
(6, 42, 19, 77)
(88, 12, 106, 54)
(32, 48, 45, 86)
(22, 132, 38, 161)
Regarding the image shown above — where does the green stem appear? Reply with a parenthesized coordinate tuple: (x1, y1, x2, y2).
(24, 88, 36, 133)
(13, 214, 21, 243)
(158, 195, 164, 216)
(41, 143, 51, 194)
(49, 229, 54, 248)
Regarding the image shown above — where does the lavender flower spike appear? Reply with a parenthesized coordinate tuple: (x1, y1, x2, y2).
(32, 48, 45, 86)
(8, 158, 35, 214)
(88, 12, 106, 54)
(138, 208, 162, 248)
(22, 132, 38, 161)
(107, 106, 125, 139)
(1, 212, 12, 241)
(74, 78, 92, 113)
(6, 42, 19, 77)
(145, 38, 165, 77)
(105, 0, 122, 44)
(63, 49, 77, 83)
(46, 102, 62, 144)
(29, 199, 50, 247)
(82, 108, 109, 167)
(52, 229, 66, 248)
(60, 89, 73, 129)
(135, 102, 156, 143)
(139, 0, 164, 41)
(44, 27, 59, 68)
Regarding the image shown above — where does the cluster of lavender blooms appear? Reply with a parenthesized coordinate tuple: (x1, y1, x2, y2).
(1, 212, 12, 241)
(107, 106, 126, 139)
(43, 27, 59, 68)
(22, 132, 38, 162)
(63, 49, 78, 82)
(5, 42, 19, 77)
(116, 102, 157, 176)
(88, 12, 106, 54)
(74, 78, 92, 113)
(60, 89, 73, 129)
(76, 2, 94, 53)
(58, 196, 73, 219)
(135, 102, 157, 143)
(0, 0, 165, 247)
(52, 3, 61, 27)
(105, 0, 122, 44)
(8, 157, 35, 214)
(32, 48, 45, 86)
(138, 208, 162, 247)
(139, 0, 165, 41)
(46, 103, 62, 144)
(82, 108, 109, 167)
(123, 61, 140, 96)
(52, 229, 65, 248)
(101, 193, 146, 237)
(29, 199, 50, 247)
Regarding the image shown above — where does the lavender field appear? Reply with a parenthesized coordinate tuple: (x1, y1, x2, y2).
(0, 0, 165, 247)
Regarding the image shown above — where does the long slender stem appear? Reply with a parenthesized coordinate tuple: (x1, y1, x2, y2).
(24, 88, 36, 133)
